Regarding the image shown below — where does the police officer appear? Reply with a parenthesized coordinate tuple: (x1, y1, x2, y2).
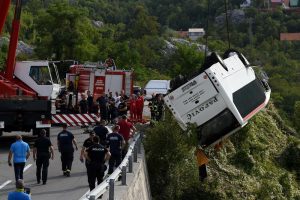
(93, 120, 109, 146)
(80, 130, 95, 164)
(57, 124, 78, 177)
(106, 125, 125, 175)
(33, 129, 54, 185)
(84, 136, 110, 191)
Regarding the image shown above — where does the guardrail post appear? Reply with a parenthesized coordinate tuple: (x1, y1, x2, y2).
(89, 195, 95, 200)
(121, 166, 127, 185)
(134, 145, 138, 162)
(109, 179, 114, 200)
(128, 155, 133, 173)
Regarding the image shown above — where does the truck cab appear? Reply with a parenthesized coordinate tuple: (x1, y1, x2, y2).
(14, 61, 61, 100)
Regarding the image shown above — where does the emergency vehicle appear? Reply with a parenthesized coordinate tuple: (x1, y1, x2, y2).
(0, 1, 101, 136)
(66, 64, 133, 102)
(0, 0, 60, 136)
(164, 50, 271, 147)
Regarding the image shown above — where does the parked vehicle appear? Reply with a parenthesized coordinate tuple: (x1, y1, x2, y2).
(144, 80, 170, 100)
(0, 0, 60, 136)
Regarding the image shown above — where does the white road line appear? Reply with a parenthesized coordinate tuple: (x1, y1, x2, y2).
(0, 180, 12, 190)
(23, 164, 32, 172)
(0, 164, 32, 190)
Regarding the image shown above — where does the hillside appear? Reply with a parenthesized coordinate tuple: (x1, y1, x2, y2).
(144, 103, 300, 200)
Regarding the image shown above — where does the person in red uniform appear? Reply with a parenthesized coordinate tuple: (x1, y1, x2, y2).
(117, 115, 136, 159)
(136, 92, 144, 122)
(129, 94, 137, 122)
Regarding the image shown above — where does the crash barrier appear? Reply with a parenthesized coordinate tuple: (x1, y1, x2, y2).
(79, 132, 146, 200)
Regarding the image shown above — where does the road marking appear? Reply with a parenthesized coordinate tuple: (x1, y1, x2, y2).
(0, 180, 12, 190)
(23, 164, 32, 172)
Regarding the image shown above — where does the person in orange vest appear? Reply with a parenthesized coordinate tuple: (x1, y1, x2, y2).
(129, 94, 137, 122)
(136, 92, 144, 122)
(195, 148, 209, 182)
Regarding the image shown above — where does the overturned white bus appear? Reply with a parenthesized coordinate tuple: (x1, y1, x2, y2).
(164, 50, 271, 147)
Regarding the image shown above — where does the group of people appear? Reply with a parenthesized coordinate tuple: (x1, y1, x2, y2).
(80, 115, 136, 191)
(7, 115, 136, 199)
(77, 90, 145, 124)
(57, 84, 147, 126)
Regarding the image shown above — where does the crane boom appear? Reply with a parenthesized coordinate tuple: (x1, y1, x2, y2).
(5, 0, 22, 81)
(0, 0, 11, 35)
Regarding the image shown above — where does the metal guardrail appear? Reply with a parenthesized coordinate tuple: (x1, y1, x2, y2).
(79, 132, 142, 200)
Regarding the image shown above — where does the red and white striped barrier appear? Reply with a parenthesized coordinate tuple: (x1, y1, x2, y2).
(52, 114, 100, 126)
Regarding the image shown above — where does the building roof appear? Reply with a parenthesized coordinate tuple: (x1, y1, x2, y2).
(188, 28, 205, 33)
(280, 33, 300, 41)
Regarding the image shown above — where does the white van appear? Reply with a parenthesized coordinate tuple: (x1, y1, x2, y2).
(144, 80, 170, 100)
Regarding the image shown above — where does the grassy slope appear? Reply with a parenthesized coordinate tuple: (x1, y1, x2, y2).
(145, 103, 300, 200)
(201, 103, 300, 199)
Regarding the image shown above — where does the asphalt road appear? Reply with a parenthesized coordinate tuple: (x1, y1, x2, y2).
(0, 127, 92, 200)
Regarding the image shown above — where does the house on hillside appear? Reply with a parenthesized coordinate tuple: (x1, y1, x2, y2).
(188, 28, 205, 41)
(280, 33, 300, 40)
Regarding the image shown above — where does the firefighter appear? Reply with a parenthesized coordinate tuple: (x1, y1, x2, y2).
(129, 94, 137, 122)
(84, 136, 110, 191)
(155, 94, 165, 121)
(57, 124, 78, 177)
(148, 100, 158, 121)
(136, 92, 144, 122)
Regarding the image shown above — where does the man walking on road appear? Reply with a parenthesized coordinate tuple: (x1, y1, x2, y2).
(80, 130, 95, 165)
(8, 135, 30, 181)
(57, 124, 78, 177)
(84, 136, 111, 191)
(33, 129, 54, 185)
(93, 120, 109, 146)
(106, 125, 125, 175)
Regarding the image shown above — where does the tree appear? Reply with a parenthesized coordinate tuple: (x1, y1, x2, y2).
(127, 5, 160, 39)
(34, 2, 98, 60)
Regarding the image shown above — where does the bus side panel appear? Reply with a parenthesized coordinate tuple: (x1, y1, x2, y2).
(164, 73, 227, 128)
